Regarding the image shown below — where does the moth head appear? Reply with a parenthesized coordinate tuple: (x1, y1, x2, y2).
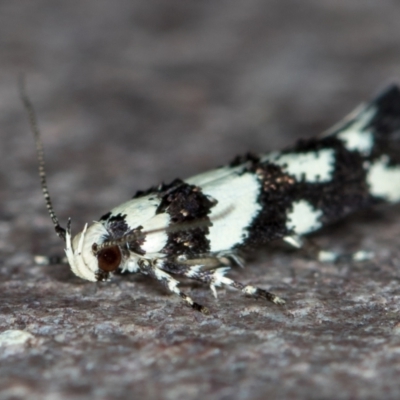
(65, 221, 123, 282)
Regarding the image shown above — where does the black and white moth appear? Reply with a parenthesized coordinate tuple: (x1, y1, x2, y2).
(23, 84, 400, 313)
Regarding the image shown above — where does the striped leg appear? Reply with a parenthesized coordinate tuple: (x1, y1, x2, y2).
(283, 235, 373, 263)
(161, 261, 285, 305)
(137, 260, 209, 314)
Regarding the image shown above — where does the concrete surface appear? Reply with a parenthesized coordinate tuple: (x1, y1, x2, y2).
(1, 1, 400, 399)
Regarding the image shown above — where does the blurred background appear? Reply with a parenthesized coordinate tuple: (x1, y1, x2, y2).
(2, 1, 400, 230)
(1, 2, 400, 399)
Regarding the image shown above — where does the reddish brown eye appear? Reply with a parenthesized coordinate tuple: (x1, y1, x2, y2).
(97, 246, 121, 272)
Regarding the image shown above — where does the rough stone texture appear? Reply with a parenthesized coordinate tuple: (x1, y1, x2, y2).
(1, 1, 400, 399)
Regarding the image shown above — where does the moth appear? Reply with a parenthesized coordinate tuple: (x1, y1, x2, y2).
(23, 84, 400, 313)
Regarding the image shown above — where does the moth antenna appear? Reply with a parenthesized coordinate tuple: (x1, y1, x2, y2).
(19, 76, 66, 241)
(92, 229, 145, 255)
(92, 218, 214, 256)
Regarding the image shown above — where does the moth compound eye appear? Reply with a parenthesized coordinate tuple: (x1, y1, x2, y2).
(97, 246, 121, 272)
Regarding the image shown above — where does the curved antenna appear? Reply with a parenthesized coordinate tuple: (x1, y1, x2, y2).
(92, 218, 213, 255)
(92, 229, 146, 255)
(19, 76, 66, 241)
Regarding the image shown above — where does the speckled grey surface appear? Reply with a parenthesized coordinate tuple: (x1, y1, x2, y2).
(1, 2, 400, 399)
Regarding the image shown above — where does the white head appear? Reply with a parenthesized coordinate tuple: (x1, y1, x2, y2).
(64, 221, 142, 282)
(65, 222, 113, 281)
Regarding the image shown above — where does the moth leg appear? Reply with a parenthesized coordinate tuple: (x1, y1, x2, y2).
(34, 254, 68, 266)
(283, 235, 373, 263)
(206, 267, 285, 305)
(160, 262, 285, 305)
(137, 260, 209, 314)
(216, 253, 245, 268)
